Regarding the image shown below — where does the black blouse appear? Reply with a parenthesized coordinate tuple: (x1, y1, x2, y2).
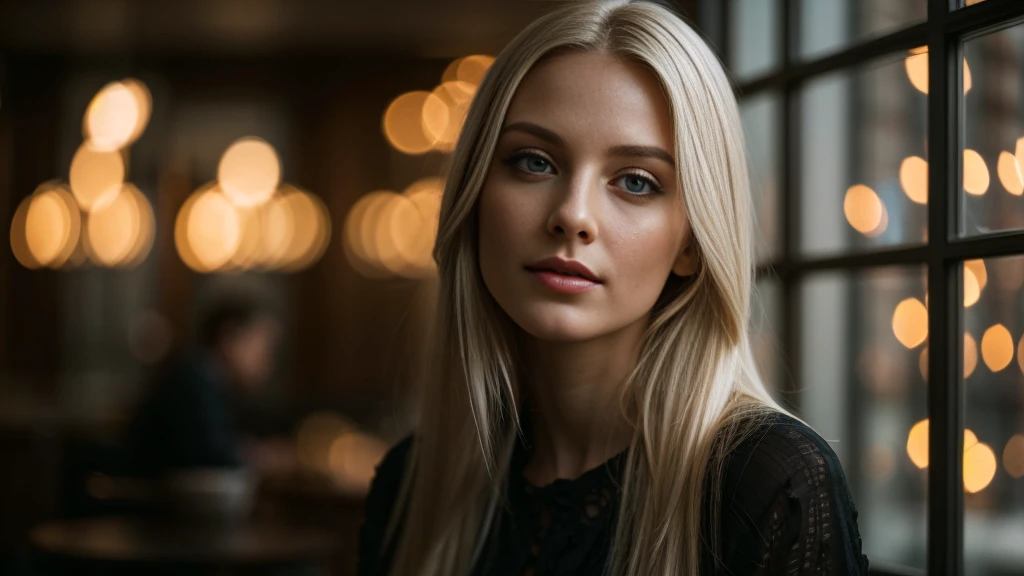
(358, 412, 869, 575)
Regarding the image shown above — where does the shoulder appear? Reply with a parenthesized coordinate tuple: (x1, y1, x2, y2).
(709, 411, 869, 574)
(720, 412, 843, 504)
(369, 435, 415, 503)
(359, 435, 414, 576)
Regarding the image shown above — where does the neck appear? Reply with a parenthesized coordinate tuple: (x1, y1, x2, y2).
(518, 318, 644, 486)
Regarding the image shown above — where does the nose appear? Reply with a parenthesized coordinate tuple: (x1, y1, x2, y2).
(546, 171, 599, 243)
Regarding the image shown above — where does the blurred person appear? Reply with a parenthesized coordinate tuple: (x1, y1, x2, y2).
(126, 292, 287, 480)
(359, 2, 868, 576)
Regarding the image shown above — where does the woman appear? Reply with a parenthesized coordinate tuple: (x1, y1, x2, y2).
(360, 1, 868, 575)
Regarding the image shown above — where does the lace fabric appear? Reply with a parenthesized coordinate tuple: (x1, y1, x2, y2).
(358, 413, 870, 576)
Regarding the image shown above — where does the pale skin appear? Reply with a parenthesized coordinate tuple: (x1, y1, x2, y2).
(478, 51, 697, 486)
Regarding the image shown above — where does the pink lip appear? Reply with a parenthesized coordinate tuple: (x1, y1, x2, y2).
(525, 257, 601, 294)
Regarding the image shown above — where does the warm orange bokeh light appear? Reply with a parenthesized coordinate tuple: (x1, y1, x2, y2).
(175, 184, 241, 272)
(25, 188, 74, 267)
(905, 48, 972, 95)
(85, 185, 140, 266)
(343, 191, 393, 276)
(906, 420, 995, 492)
(425, 81, 475, 152)
(1018, 335, 1024, 376)
(899, 156, 928, 205)
(1004, 435, 1024, 479)
(457, 55, 495, 85)
(963, 441, 996, 494)
(327, 432, 389, 493)
(963, 332, 978, 379)
(84, 184, 154, 268)
(981, 324, 1013, 372)
(84, 81, 140, 152)
(907, 419, 930, 469)
(276, 185, 331, 272)
(384, 92, 438, 155)
(892, 298, 928, 349)
(10, 197, 39, 269)
(964, 266, 980, 308)
(375, 194, 423, 276)
(69, 143, 125, 212)
(965, 259, 987, 291)
(343, 180, 443, 279)
(217, 137, 281, 208)
(844, 184, 884, 235)
(963, 149, 990, 196)
(403, 177, 443, 275)
(295, 412, 350, 474)
(997, 150, 1024, 195)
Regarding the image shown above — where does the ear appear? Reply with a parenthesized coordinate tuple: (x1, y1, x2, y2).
(671, 240, 699, 277)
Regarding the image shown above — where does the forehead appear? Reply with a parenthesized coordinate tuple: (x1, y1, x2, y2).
(503, 51, 674, 152)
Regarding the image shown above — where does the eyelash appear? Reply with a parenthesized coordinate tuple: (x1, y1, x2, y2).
(503, 150, 664, 196)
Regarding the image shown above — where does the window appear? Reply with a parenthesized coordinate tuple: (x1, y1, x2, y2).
(710, 0, 1024, 574)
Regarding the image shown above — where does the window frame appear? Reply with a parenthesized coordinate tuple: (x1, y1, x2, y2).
(704, 1, 1024, 574)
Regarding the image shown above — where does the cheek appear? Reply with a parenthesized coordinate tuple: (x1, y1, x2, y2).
(478, 180, 539, 265)
(607, 212, 683, 293)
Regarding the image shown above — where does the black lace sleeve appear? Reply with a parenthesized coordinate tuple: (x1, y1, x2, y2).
(710, 415, 870, 575)
(358, 436, 413, 576)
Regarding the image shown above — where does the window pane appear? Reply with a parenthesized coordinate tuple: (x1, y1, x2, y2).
(956, 0, 992, 9)
(728, 0, 780, 81)
(741, 92, 782, 262)
(800, 267, 927, 570)
(960, 23, 1024, 237)
(752, 277, 783, 395)
(797, 0, 926, 62)
(799, 55, 927, 258)
(961, 256, 1024, 574)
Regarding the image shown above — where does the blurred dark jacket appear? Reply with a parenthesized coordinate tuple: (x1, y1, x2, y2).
(126, 355, 242, 476)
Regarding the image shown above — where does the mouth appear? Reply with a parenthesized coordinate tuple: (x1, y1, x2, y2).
(524, 257, 601, 284)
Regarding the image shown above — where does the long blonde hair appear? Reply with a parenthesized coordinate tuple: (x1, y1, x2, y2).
(386, 2, 783, 574)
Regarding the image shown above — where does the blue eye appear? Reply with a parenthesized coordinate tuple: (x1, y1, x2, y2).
(615, 173, 660, 195)
(511, 153, 555, 174)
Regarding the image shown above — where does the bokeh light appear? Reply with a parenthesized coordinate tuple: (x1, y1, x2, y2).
(277, 185, 332, 272)
(963, 149, 990, 196)
(84, 80, 150, 151)
(327, 432, 389, 493)
(907, 420, 995, 492)
(843, 184, 885, 236)
(963, 441, 996, 494)
(295, 412, 350, 474)
(384, 92, 440, 155)
(964, 265, 981, 307)
(905, 48, 972, 94)
(997, 150, 1024, 195)
(69, 143, 125, 212)
(175, 184, 242, 272)
(981, 324, 1013, 372)
(10, 197, 39, 269)
(82, 183, 154, 268)
(25, 186, 76, 267)
(425, 81, 475, 152)
(1004, 435, 1024, 479)
(217, 137, 281, 208)
(892, 298, 928, 349)
(343, 180, 442, 279)
(899, 156, 928, 205)
(907, 419, 929, 469)
(965, 259, 987, 291)
(964, 332, 978, 379)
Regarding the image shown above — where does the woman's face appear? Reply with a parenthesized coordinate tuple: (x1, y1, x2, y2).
(478, 51, 694, 343)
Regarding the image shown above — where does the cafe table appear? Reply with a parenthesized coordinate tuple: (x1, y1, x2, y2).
(30, 515, 341, 573)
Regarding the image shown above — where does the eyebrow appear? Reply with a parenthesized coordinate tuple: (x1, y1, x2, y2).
(501, 121, 676, 168)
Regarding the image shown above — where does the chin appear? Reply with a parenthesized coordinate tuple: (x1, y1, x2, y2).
(505, 302, 605, 343)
